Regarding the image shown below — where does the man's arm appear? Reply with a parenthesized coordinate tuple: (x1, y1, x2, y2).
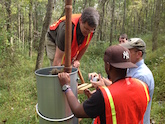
(52, 22, 65, 66)
(58, 72, 89, 117)
(72, 45, 89, 68)
(52, 46, 64, 66)
(65, 89, 89, 118)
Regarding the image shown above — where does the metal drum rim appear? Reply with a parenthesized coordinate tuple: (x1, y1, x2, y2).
(35, 66, 78, 77)
(36, 103, 74, 122)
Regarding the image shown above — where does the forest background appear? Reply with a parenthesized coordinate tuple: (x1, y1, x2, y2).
(0, 0, 165, 123)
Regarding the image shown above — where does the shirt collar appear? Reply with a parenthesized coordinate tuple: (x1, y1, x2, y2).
(136, 59, 144, 67)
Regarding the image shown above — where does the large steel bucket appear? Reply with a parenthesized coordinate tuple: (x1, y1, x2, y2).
(35, 66, 78, 124)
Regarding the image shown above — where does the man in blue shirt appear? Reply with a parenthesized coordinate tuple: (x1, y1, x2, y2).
(121, 38, 154, 124)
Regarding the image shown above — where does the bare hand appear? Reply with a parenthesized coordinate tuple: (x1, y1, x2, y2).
(90, 74, 105, 88)
(73, 60, 80, 68)
(84, 89, 94, 98)
(88, 72, 99, 80)
(58, 72, 70, 87)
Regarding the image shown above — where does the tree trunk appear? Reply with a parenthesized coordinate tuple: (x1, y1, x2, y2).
(144, 0, 148, 33)
(151, 0, 156, 31)
(29, 0, 33, 57)
(22, 14, 25, 50)
(17, 3, 21, 45)
(114, 19, 117, 40)
(5, 0, 11, 42)
(98, 0, 106, 41)
(110, 0, 115, 45)
(133, 14, 136, 36)
(83, 0, 87, 10)
(33, 1, 40, 51)
(72, 0, 76, 13)
(118, 2, 122, 34)
(152, 0, 161, 51)
(35, 0, 54, 70)
(121, 0, 126, 33)
(34, 1, 38, 32)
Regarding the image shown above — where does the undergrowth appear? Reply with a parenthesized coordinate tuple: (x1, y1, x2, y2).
(0, 34, 165, 123)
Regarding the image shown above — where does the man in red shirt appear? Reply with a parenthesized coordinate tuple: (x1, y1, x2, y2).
(58, 45, 150, 124)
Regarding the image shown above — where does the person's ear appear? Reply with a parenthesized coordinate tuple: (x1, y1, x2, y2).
(137, 51, 143, 57)
(107, 62, 111, 71)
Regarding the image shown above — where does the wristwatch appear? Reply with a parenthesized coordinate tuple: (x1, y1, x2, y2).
(62, 84, 70, 92)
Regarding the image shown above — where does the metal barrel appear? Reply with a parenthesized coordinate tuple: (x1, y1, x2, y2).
(35, 66, 78, 124)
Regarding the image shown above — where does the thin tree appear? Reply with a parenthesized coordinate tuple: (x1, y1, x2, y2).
(21, 11, 25, 50)
(83, 0, 87, 10)
(17, 3, 21, 46)
(152, 0, 161, 51)
(5, 0, 11, 42)
(97, 0, 107, 41)
(110, 0, 115, 45)
(35, 0, 54, 70)
(121, 0, 126, 34)
(72, 0, 76, 13)
(59, 1, 65, 18)
(29, 0, 33, 57)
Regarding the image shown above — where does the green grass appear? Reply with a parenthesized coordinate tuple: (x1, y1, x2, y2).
(0, 35, 165, 123)
(0, 49, 39, 123)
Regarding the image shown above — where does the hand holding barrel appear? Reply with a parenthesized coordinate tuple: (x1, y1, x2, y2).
(58, 72, 70, 87)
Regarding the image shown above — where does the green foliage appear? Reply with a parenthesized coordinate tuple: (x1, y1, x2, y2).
(0, 48, 39, 124)
(1, 0, 165, 122)
(145, 45, 165, 101)
(1, 36, 165, 123)
(151, 101, 165, 123)
(80, 41, 109, 81)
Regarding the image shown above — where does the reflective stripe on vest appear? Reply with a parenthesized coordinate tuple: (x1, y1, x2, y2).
(49, 14, 81, 30)
(85, 33, 91, 45)
(100, 86, 117, 124)
(49, 16, 66, 30)
(134, 79, 150, 105)
(96, 78, 150, 124)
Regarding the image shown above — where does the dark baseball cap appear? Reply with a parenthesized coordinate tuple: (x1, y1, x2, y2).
(120, 38, 146, 53)
(104, 45, 137, 69)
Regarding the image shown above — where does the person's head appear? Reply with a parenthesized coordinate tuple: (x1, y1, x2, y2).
(79, 7, 100, 36)
(120, 38, 146, 64)
(119, 34, 128, 44)
(104, 45, 137, 82)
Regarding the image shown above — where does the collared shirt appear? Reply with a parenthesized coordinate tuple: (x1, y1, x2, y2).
(127, 59, 154, 124)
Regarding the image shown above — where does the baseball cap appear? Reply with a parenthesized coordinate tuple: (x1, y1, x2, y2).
(104, 45, 137, 69)
(120, 38, 146, 53)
